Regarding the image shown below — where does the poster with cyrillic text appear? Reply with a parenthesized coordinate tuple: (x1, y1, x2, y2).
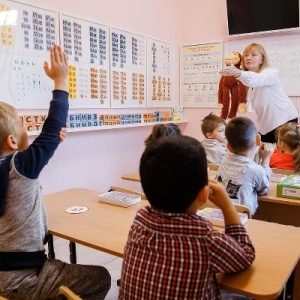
(0, 0, 58, 108)
(147, 38, 175, 107)
(180, 42, 222, 107)
(59, 14, 110, 108)
(110, 27, 146, 108)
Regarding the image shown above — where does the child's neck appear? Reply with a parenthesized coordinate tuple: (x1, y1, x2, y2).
(233, 148, 256, 160)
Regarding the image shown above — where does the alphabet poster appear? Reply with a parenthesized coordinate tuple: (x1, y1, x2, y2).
(180, 42, 223, 107)
(147, 38, 175, 107)
(59, 13, 110, 108)
(0, 0, 58, 108)
(110, 27, 146, 108)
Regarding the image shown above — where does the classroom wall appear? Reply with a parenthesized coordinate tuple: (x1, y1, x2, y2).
(180, 0, 300, 139)
(26, 0, 300, 195)
(25, 0, 184, 194)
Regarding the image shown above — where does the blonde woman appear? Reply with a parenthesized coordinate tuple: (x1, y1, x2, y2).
(220, 43, 298, 143)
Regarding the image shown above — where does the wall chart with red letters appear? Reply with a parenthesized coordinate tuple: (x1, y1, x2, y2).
(0, 0, 176, 110)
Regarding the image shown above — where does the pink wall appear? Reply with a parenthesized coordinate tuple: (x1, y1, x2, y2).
(24, 0, 184, 195)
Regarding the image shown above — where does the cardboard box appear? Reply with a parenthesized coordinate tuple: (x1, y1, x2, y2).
(277, 175, 300, 200)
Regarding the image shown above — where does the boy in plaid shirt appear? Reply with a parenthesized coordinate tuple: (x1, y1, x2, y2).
(119, 135, 255, 299)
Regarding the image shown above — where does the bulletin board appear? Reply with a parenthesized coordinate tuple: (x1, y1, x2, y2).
(225, 33, 300, 96)
(0, 0, 58, 108)
(110, 27, 146, 108)
(59, 13, 110, 108)
(180, 42, 223, 107)
(146, 38, 176, 108)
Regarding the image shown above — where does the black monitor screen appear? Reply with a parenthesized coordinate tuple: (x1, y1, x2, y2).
(227, 0, 299, 35)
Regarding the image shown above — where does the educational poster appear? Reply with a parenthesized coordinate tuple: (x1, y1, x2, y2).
(110, 27, 146, 108)
(180, 42, 223, 107)
(147, 38, 175, 107)
(0, 0, 58, 108)
(60, 14, 110, 108)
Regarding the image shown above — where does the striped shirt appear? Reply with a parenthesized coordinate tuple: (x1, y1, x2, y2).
(119, 206, 255, 300)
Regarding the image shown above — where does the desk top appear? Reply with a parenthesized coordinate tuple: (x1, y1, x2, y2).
(121, 170, 300, 207)
(45, 188, 300, 299)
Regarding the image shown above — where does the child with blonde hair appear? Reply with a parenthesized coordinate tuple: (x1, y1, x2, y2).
(201, 112, 227, 164)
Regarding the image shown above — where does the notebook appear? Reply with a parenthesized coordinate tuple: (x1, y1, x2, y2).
(98, 191, 141, 207)
(197, 207, 248, 227)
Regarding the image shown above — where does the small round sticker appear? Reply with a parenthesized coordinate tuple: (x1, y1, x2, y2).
(65, 206, 88, 214)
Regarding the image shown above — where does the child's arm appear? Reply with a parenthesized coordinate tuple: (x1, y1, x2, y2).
(206, 179, 255, 273)
(208, 179, 242, 226)
(15, 45, 69, 178)
(259, 143, 276, 166)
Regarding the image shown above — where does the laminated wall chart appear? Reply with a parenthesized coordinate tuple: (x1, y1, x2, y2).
(60, 14, 110, 108)
(147, 38, 175, 107)
(180, 42, 223, 107)
(110, 27, 146, 108)
(0, 0, 58, 108)
(0, 0, 177, 113)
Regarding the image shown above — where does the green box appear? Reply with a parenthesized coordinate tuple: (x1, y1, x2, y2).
(277, 175, 300, 200)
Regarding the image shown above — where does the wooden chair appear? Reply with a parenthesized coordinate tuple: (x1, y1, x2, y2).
(208, 163, 219, 171)
(109, 185, 147, 200)
(271, 168, 294, 175)
(58, 286, 82, 300)
(233, 203, 251, 219)
(0, 283, 8, 300)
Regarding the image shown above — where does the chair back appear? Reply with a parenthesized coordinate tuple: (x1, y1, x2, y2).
(208, 163, 219, 171)
(59, 286, 82, 300)
(0, 283, 8, 300)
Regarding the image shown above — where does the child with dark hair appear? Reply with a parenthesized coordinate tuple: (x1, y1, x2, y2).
(216, 117, 275, 215)
(144, 123, 181, 147)
(270, 122, 300, 172)
(201, 112, 228, 164)
(119, 135, 255, 299)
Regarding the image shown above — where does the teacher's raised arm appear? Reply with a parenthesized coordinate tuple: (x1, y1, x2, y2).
(221, 43, 298, 143)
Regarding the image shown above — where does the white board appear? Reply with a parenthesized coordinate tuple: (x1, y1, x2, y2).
(225, 33, 300, 96)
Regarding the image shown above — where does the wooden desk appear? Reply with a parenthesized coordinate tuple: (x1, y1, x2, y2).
(44, 188, 300, 300)
(121, 171, 140, 182)
(121, 171, 300, 227)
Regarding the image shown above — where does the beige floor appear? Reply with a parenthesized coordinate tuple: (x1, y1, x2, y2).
(51, 237, 121, 300)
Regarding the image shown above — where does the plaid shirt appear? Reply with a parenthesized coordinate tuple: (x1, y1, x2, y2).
(119, 206, 255, 300)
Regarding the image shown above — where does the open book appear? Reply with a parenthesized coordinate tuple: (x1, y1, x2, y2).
(98, 191, 141, 207)
(197, 207, 248, 227)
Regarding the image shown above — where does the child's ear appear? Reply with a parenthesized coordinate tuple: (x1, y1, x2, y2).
(197, 185, 209, 205)
(6, 135, 18, 150)
(256, 133, 261, 146)
(206, 132, 213, 139)
(226, 143, 233, 153)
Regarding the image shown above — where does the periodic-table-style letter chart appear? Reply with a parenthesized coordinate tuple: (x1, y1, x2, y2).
(0, 0, 58, 108)
(59, 14, 110, 108)
(147, 38, 175, 107)
(180, 42, 223, 107)
(110, 27, 146, 108)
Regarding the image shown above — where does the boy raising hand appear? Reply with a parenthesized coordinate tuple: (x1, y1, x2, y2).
(0, 45, 110, 300)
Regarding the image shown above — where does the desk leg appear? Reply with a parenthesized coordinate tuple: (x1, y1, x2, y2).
(47, 234, 55, 259)
(69, 241, 77, 264)
(293, 260, 300, 300)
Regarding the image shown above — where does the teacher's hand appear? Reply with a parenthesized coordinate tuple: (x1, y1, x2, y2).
(219, 65, 242, 78)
